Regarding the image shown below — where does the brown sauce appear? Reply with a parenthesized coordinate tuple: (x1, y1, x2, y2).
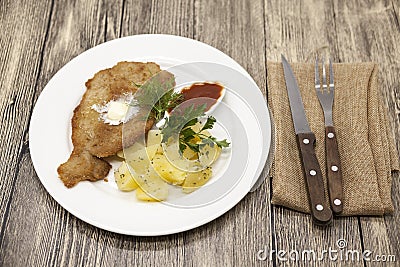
(176, 82, 224, 113)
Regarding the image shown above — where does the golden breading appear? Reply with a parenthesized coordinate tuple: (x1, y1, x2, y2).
(58, 150, 112, 188)
(58, 62, 163, 188)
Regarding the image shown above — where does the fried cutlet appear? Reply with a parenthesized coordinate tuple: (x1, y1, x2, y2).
(58, 61, 167, 188)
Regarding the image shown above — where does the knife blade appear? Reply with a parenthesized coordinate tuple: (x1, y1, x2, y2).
(281, 55, 332, 225)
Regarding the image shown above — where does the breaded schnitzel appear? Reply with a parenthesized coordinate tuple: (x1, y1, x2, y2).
(58, 62, 164, 188)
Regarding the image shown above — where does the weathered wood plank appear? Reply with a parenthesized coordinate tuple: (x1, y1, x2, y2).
(35, 0, 124, 91)
(264, 0, 364, 266)
(120, 0, 152, 36)
(333, 0, 400, 265)
(391, 0, 400, 33)
(1, 150, 110, 267)
(0, 0, 124, 266)
(121, 0, 195, 38)
(34, 1, 125, 266)
(148, 0, 194, 37)
(387, 2, 400, 261)
(187, 0, 272, 266)
(1, 0, 399, 266)
(115, 1, 195, 266)
(7, 0, 196, 266)
(0, 0, 53, 258)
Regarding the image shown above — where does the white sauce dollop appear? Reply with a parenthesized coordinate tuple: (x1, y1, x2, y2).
(91, 93, 140, 125)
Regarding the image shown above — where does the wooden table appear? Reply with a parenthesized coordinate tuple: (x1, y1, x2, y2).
(1, 0, 399, 266)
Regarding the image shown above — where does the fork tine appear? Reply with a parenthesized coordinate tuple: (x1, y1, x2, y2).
(329, 58, 334, 91)
(322, 57, 327, 92)
(315, 56, 320, 91)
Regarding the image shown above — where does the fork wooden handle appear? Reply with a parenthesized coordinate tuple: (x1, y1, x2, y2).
(296, 132, 333, 225)
(325, 126, 343, 214)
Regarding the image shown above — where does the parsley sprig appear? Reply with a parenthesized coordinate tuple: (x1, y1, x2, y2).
(161, 104, 230, 154)
(135, 74, 230, 154)
(134, 74, 183, 121)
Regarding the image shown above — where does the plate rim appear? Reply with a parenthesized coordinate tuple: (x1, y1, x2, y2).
(29, 34, 271, 236)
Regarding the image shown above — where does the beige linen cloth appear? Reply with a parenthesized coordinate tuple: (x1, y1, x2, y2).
(267, 62, 399, 216)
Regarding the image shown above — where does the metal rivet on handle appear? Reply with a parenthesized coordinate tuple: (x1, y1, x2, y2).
(327, 132, 334, 139)
(303, 138, 310, 144)
(316, 204, 324, 211)
(310, 170, 317, 176)
(331, 165, 338, 172)
(334, 199, 342, 206)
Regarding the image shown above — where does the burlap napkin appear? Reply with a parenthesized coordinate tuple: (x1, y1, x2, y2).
(267, 61, 399, 216)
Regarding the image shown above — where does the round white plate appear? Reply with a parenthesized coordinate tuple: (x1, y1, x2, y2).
(29, 34, 272, 236)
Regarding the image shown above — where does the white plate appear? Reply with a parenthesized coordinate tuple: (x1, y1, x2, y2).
(29, 34, 272, 236)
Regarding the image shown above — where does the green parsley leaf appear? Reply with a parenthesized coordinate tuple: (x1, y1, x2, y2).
(134, 73, 183, 121)
(201, 116, 216, 131)
(161, 103, 230, 154)
(183, 118, 198, 128)
(185, 142, 200, 152)
(180, 128, 196, 138)
(161, 104, 207, 142)
(215, 139, 230, 148)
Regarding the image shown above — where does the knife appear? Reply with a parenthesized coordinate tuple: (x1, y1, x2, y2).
(281, 55, 332, 225)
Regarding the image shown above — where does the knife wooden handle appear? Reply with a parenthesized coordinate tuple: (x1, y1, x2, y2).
(325, 126, 343, 214)
(296, 132, 332, 225)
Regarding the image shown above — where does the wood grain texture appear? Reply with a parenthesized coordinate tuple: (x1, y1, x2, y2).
(148, 0, 195, 37)
(0, 0, 399, 266)
(265, 0, 364, 266)
(332, 0, 400, 264)
(325, 126, 344, 215)
(296, 132, 333, 225)
(191, 0, 272, 266)
(0, 0, 124, 266)
(0, 0, 53, 258)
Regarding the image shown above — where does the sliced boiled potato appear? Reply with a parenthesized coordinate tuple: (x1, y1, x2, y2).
(160, 142, 180, 161)
(135, 167, 169, 201)
(146, 144, 160, 160)
(190, 122, 203, 133)
(182, 146, 198, 160)
(152, 154, 187, 185)
(182, 167, 212, 193)
(125, 142, 163, 174)
(189, 122, 210, 138)
(114, 161, 139, 191)
(118, 129, 161, 159)
(136, 186, 168, 202)
(116, 151, 124, 158)
(156, 144, 163, 154)
(147, 130, 162, 147)
(136, 188, 157, 201)
(198, 142, 221, 167)
(126, 147, 151, 175)
(117, 142, 145, 158)
(162, 141, 203, 172)
(116, 122, 222, 198)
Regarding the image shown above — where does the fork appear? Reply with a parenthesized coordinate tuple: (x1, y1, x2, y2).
(315, 57, 343, 215)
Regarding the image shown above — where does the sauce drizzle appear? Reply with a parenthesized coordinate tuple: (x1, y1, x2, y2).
(179, 82, 224, 112)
